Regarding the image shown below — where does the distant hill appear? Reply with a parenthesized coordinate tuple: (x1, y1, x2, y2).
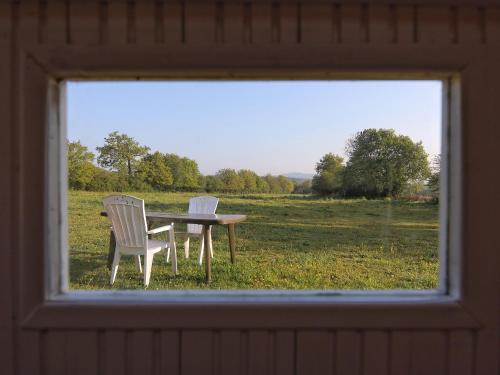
(283, 173, 314, 182)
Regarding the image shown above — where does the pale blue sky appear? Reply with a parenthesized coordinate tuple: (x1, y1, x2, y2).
(67, 80, 442, 176)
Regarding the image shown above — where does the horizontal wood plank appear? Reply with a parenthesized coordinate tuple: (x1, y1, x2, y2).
(22, 301, 480, 329)
(26, 44, 474, 79)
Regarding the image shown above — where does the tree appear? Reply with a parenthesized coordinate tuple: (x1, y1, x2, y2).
(238, 169, 259, 193)
(179, 157, 203, 190)
(312, 153, 344, 195)
(263, 175, 282, 193)
(428, 154, 441, 199)
(204, 175, 224, 192)
(277, 175, 294, 194)
(67, 140, 95, 189)
(137, 152, 174, 191)
(87, 167, 129, 192)
(293, 179, 312, 194)
(216, 169, 244, 192)
(163, 153, 202, 191)
(96, 131, 150, 179)
(256, 177, 270, 193)
(343, 129, 431, 197)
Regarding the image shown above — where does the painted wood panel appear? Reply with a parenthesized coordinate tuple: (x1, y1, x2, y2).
(46, 0, 68, 45)
(101, 330, 127, 375)
(461, 58, 500, 375)
(411, 331, 447, 375)
(43, 331, 67, 375)
(66, 331, 99, 375)
(296, 330, 334, 375)
(389, 331, 412, 374)
(17, 331, 40, 375)
(69, 1, 100, 45)
(181, 330, 214, 374)
(274, 330, 295, 375)
(159, 330, 180, 375)
(19, 55, 47, 321)
(219, 330, 241, 375)
(363, 331, 389, 375)
(107, 0, 128, 45)
(128, 330, 155, 374)
(1, 1, 499, 375)
(0, 4, 13, 375)
(247, 330, 272, 375)
(448, 330, 475, 375)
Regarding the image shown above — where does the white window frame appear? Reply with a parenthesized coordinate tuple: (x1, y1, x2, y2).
(46, 75, 460, 303)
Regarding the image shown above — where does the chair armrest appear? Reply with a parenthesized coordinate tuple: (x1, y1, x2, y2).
(147, 225, 173, 235)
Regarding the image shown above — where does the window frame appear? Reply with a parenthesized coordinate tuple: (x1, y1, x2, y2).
(19, 45, 475, 330)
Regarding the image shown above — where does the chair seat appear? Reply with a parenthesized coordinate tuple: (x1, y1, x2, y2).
(147, 239, 170, 252)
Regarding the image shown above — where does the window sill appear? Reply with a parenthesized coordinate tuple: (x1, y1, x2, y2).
(21, 292, 479, 330)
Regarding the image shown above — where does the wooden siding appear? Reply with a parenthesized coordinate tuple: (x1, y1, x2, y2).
(0, 1, 499, 375)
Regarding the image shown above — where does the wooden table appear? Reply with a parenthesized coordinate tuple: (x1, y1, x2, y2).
(101, 211, 247, 282)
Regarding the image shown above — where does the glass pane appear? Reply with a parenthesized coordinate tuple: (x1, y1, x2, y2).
(66, 80, 442, 290)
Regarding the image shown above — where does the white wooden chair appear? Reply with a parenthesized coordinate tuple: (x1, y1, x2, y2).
(103, 195, 177, 287)
(178, 196, 219, 266)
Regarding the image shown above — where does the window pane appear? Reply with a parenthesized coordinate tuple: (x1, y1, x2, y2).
(66, 80, 442, 290)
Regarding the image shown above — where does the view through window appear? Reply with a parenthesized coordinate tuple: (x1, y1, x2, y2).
(67, 80, 442, 290)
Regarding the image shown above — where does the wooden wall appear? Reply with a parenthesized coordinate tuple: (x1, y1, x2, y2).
(0, 1, 499, 374)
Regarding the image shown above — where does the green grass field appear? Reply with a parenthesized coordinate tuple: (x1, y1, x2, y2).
(69, 191, 440, 290)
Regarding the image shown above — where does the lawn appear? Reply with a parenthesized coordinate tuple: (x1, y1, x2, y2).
(69, 190, 440, 290)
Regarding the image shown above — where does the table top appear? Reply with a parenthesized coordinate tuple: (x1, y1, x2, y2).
(101, 211, 247, 225)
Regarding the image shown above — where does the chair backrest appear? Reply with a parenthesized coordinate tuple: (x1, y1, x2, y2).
(103, 195, 148, 249)
(187, 196, 219, 234)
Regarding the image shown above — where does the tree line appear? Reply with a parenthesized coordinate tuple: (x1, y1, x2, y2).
(68, 131, 295, 194)
(311, 129, 438, 198)
(69, 129, 438, 198)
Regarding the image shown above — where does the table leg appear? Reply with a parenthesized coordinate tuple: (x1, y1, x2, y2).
(107, 229, 116, 270)
(203, 224, 211, 282)
(228, 224, 236, 264)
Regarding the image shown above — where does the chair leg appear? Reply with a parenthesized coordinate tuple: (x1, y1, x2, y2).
(184, 237, 190, 258)
(197, 234, 205, 266)
(110, 250, 121, 285)
(208, 227, 214, 258)
(169, 227, 178, 275)
(143, 253, 154, 287)
(134, 255, 142, 273)
(165, 247, 171, 263)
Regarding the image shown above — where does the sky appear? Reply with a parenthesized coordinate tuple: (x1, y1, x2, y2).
(67, 80, 442, 176)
